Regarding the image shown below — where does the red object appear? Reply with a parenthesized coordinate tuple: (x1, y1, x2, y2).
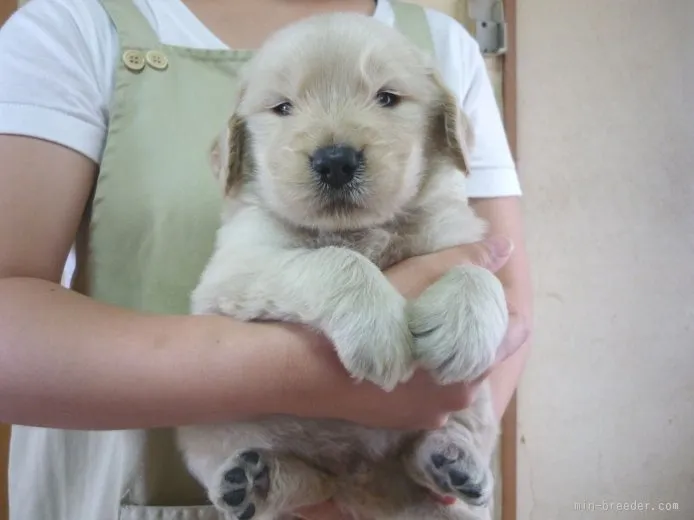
(430, 493, 458, 506)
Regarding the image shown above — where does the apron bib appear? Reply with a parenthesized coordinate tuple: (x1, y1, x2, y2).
(8, 2, 440, 519)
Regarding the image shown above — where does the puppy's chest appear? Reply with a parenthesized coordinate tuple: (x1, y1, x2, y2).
(301, 226, 417, 269)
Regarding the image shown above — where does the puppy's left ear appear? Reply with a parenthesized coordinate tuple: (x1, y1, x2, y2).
(210, 114, 248, 197)
(429, 71, 475, 175)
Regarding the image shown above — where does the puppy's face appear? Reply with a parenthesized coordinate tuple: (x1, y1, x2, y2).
(214, 13, 472, 231)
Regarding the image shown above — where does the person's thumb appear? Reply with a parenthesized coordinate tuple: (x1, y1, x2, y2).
(471, 236, 514, 272)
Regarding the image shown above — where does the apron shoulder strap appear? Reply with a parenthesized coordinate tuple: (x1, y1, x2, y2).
(99, 0, 160, 50)
(389, 1, 435, 56)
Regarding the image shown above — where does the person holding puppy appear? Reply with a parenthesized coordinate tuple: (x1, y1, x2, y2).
(0, 1, 532, 519)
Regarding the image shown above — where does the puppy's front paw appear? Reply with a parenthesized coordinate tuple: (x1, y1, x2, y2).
(211, 450, 271, 520)
(408, 265, 507, 384)
(330, 290, 414, 391)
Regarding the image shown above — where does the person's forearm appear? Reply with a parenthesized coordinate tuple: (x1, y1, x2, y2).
(488, 271, 532, 418)
(470, 196, 534, 419)
(488, 337, 531, 418)
(0, 276, 329, 430)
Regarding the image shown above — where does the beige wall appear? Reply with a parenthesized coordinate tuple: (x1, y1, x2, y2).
(516, 1, 694, 518)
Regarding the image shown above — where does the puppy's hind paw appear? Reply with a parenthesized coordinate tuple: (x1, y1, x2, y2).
(211, 450, 271, 520)
(427, 447, 493, 507)
(408, 435, 493, 508)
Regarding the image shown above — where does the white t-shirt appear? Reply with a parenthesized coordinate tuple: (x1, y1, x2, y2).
(0, 0, 521, 198)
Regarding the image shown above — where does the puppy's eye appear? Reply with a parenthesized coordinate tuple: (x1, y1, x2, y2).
(271, 101, 293, 116)
(376, 91, 401, 108)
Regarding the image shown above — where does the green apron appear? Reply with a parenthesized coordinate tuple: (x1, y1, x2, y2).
(7, 2, 450, 519)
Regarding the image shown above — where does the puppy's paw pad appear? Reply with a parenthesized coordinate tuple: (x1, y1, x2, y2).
(427, 447, 492, 507)
(214, 450, 271, 519)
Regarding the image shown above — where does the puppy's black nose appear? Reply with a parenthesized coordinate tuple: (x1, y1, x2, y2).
(310, 145, 362, 189)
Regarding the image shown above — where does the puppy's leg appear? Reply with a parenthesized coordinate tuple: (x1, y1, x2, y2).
(407, 264, 508, 385)
(211, 449, 335, 520)
(194, 245, 414, 390)
(403, 385, 498, 510)
(177, 423, 335, 520)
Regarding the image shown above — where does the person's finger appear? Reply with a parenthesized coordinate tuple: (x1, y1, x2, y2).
(462, 307, 529, 400)
(493, 305, 530, 365)
(477, 236, 514, 272)
(440, 236, 513, 273)
(495, 316, 530, 364)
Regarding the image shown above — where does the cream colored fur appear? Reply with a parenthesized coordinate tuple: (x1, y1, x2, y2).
(177, 12, 508, 520)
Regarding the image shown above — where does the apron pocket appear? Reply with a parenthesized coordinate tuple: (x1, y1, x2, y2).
(119, 505, 224, 520)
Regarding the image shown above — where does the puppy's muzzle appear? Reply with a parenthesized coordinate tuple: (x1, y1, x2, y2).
(310, 145, 364, 189)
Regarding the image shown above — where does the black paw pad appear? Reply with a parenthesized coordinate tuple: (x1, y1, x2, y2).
(217, 450, 271, 520)
(240, 450, 260, 465)
(427, 448, 489, 506)
(460, 486, 483, 500)
(431, 452, 456, 469)
(223, 488, 246, 507)
(238, 503, 256, 520)
(224, 467, 248, 485)
(449, 469, 469, 487)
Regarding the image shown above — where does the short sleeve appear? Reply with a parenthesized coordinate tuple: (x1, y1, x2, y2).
(426, 9, 522, 198)
(0, 0, 113, 163)
(460, 48, 521, 197)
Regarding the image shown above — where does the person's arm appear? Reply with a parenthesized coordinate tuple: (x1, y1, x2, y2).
(469, 196, 533, 418)
(0, 135, 338, 430)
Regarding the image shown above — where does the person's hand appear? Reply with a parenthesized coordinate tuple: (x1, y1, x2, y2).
(383, 236, 513, 299)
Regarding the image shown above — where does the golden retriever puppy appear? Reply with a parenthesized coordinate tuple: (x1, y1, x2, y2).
(177, 11, 508, 520)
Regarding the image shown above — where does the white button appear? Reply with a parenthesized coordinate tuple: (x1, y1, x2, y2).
(122, 50, 145, 72)
(146, 50, 169, 71)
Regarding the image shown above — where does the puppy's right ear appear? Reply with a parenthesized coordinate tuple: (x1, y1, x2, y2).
(210, 111, 248, 197)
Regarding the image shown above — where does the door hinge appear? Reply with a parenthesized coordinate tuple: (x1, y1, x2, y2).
(469, 0, 508, 55)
